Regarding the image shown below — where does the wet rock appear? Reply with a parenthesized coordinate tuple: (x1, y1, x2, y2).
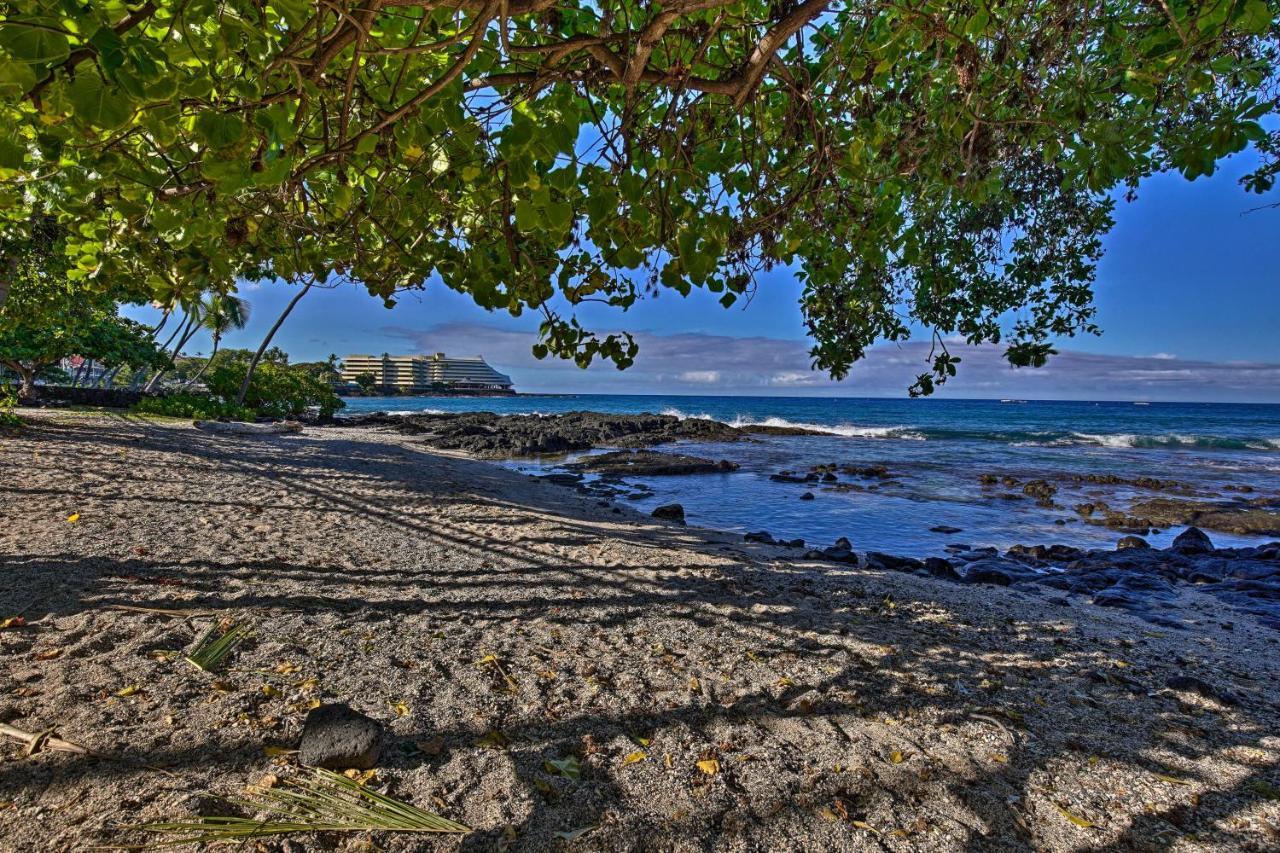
(799, 491, 815, 501)
(1170, 526, 1214, 555)
(930, 525, 963, 534)
(833, 537, 853, 551)
(344, 411, 748, 458)
(842, 464, 892, 479)
(865, 552, 925, 573)
(651, 504, 685, 523)
(961, 559, 1032, 586)
(923, 557, 960, 581)
(1132, 498, 1280, 537)
(770, 471, 815, 483)
(820, 546, 858, 565)
(299, 704, 384, 770)
(744, 531, 776, 544)
(1117, 535, 1150, 550)
(569, 450, 738, 476)
(1022, 479, 1058, 504)
(539, 472, 584, 487)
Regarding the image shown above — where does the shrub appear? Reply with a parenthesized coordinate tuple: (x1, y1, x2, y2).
(203, 352, 344, 419)
(133, 392, 254, 421)
(0, 385, 21, 428)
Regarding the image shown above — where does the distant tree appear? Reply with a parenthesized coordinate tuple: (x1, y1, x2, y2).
(0, 219, 161, 398)
(185, 294, 252, 387)
(353, 372, 376, 394)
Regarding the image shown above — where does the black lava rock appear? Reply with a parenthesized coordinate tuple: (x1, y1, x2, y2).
(651, 503, 685, 523)
(299, 704, 384, 770)
(1170, 526, 1214, 555)
(1116, 535, 1150, 550)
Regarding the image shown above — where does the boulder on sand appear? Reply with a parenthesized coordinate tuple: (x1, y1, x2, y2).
(299, 703, 384, 770)
(651, 503, 686, 523)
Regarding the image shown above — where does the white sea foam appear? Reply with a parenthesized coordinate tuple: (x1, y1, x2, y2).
(729, 415, 927, 440)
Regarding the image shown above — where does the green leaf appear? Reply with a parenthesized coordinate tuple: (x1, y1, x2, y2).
(0, 57, 37, 96)
(0, 23, 70, 64)
(1238, 0, 1272, 34)
(194, 112, 247, 149)
(68, 72, 132, 130)
(0, 137, 25, 170)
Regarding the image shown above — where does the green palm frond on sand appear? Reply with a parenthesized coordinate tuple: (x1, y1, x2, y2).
(137, 768, 469, 843)
(183, 621, 249, 672)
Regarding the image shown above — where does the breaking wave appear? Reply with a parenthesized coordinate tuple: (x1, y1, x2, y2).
(659, 408, 1278, 451)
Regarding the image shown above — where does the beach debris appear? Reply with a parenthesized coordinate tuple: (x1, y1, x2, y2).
(651, 503, 685, 523)
(193, 419, 303, 435)
(696, 758, 720, 775)
(555, 826, 596, 842)
(66, 512, 80, 523)
(298, 703, 384, 770)
(622, 751, 647, 765)
(135, 767, 468, 842)
(0, 722, 90, 757)
(184, 620, 249, 672)
(544, 756, 581, 780)
(0, 616, 26, 630)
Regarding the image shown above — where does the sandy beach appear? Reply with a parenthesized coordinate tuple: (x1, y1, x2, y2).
(2, 411, 1278, 851)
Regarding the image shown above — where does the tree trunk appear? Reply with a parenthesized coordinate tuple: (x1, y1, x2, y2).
(16, 366, 35, 400)
(144, 313, 201, 392)
(98, 364, 125, 389)
(236, 278, 313, 409)
(185, 335, 220, 387)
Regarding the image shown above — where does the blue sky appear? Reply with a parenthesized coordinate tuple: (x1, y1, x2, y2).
(127, 149, 1280, 401)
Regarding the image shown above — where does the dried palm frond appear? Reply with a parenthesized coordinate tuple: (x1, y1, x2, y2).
(136, 768, 469, 843)
(184, 620, 249, 672)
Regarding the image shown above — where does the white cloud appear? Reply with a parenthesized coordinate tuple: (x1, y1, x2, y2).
(677, 370, 721, 383)
(378, 322, 1280, 402)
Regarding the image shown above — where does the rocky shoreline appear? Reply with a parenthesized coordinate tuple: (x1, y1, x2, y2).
(337, 410, 1280, 635)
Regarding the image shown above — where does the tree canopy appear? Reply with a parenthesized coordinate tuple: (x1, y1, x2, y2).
(0, 217, 162, 395)
(1, 0, 1276, 391)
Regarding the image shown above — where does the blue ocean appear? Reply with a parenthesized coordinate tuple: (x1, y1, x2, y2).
(339, 395, 1280, 556)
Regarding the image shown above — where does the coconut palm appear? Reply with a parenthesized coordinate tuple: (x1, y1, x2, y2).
(186, 293, 251, 387)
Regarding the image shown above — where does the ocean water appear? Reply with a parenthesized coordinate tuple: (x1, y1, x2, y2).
(339, 395, 1280, 556)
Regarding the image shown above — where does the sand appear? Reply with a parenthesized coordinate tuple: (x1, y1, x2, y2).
(1, 411, 1278, 851)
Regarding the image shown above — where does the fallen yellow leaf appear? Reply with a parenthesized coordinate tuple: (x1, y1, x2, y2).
(1152, 772, 1192, 785)
(1054, 803, 1095, 828)
(890, 750, 906, 764)
(116, 684, 141, 697)
(274, 661, 299, 674)
(34, 648, 62, 660)
(263, 745, 295, 756)
(66, 513, 80, 523)
(852, 820, 881, 835)
(261, 684, 281, 698)
(622, 751, 646, 765)
(391, 700, 410, 717)
(696, 759, 720, 775)
(688, 676, 700, 692)
(0, 616, 25, 630)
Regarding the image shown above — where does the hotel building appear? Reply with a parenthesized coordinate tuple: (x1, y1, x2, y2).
(340, 353, 513, 392)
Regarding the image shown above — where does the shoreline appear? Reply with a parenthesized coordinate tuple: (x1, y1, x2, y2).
(2, 411, 1279, 850)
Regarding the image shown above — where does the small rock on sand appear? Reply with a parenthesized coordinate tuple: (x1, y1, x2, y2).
(299, 703, 384, 770)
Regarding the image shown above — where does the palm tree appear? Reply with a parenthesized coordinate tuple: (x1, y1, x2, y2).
(186, 293, 251, 387)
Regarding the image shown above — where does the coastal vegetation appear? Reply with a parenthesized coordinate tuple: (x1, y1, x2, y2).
(132, 347, 345, 419)
(1, 1, 1277, 393)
